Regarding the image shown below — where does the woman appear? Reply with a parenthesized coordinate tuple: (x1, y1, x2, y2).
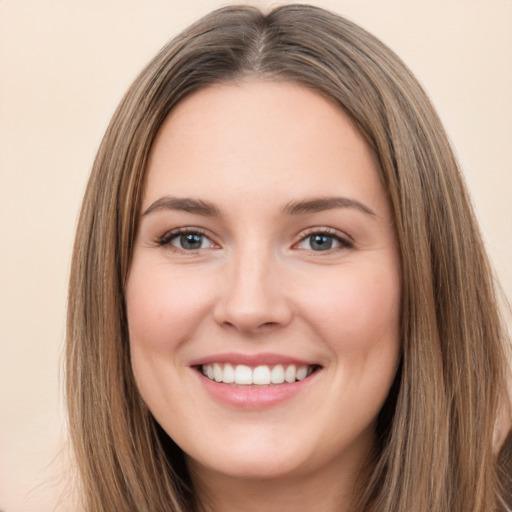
(66, 4, 512, 511)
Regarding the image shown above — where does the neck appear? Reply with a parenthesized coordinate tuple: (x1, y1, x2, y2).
(188, 444, 374, 512)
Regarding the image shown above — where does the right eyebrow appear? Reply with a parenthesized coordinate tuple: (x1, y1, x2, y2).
(142, 196, 221, 217)
(282, 196, 377, 217)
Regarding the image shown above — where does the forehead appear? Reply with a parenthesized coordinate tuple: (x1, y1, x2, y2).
(144, 80, 387, 213)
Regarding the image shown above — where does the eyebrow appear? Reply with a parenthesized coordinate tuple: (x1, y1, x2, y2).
(282, 197, 377, 217)
(142, 195, 376, 218)
(143, 196, 221, 216)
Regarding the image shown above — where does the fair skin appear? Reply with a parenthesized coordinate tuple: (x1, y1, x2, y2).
(126, 81, 402, 512)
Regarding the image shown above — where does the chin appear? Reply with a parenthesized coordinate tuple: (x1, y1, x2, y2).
(181, 427, 308, 478)
(188, 450, 310, 482)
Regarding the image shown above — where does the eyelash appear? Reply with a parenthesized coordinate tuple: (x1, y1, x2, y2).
(155, 227, 354, 254)
(156, 227, 214, 253)
(294, 228, 354, 253)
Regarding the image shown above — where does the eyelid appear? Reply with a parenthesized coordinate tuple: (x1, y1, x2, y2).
(153, 226, 353, 254)
(293, 227, 354, 251)
(156, 227, 219, 251)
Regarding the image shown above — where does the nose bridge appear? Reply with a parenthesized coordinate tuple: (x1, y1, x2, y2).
(214, 238, 291, 332)
(233, 243, 273, 300)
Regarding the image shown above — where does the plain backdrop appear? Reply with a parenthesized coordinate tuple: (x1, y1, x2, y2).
(1, 1, 511, 510)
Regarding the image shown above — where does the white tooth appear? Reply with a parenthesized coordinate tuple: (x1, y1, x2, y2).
(214, 363, 223, 382)
(223, 363, 235, 383)
(207, 364, 215, 380)
(234, 365, 253, 385)
(253, 365, 271, 385)
(285, 365, 296, 383)
(296, 366, 308, 381)
(270, 364, 285, 384)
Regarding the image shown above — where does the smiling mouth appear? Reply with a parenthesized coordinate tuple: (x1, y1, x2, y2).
(198, 363, 320, 386)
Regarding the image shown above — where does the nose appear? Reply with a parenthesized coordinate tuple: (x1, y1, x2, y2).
(213, 248, 293, 334)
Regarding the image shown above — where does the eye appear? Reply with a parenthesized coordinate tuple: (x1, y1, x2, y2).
(158, 229, 216, 251)
(295, 230, 353, 252)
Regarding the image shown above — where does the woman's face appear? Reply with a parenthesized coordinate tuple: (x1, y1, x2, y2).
(126, 81, 401, 484)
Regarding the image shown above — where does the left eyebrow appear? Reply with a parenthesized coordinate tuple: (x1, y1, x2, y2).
(282, 197, 377, 217)
(142, 196, 221, 217)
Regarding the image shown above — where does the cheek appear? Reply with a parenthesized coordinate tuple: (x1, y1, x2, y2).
(126, 264, 215, 354)
(306, 268, 401, 424)
(322, 269, 401, 417)
(298, 266, 401, 353)
(125, 264, 214, 418)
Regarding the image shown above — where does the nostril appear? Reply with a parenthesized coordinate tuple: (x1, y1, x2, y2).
(213, 295, 293, 333)
(220, 319, 283, 334)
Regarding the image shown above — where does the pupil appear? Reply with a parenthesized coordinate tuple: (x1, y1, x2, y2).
(181, 233, 202, 249)
(311, 234, 332, 251)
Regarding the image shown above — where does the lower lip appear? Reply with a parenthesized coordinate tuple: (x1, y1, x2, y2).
(194, 370, 319, 410)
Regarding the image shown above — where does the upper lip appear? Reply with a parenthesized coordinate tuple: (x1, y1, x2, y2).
(189, 352, 319, 367)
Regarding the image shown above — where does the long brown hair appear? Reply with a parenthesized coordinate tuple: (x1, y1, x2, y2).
(66, 4, 512, 511)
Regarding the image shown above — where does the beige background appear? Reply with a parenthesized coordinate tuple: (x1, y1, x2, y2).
(0, 0, 511, 510)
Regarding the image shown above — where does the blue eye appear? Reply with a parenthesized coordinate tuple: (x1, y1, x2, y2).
(159, 230, 214, 251)
(308, 234, 335, 251)
(296, 231, 352, 252)
(173, 233, 207, 250)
